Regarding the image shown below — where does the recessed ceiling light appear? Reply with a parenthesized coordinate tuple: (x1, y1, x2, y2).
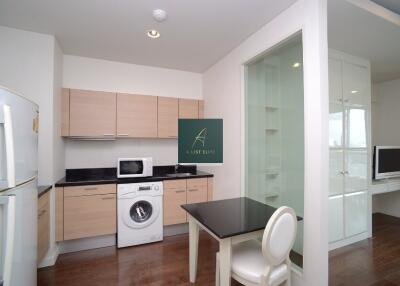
(292, 62, 301, 68)
(351, 90, 359, 94)
(147, 30, 160, 39)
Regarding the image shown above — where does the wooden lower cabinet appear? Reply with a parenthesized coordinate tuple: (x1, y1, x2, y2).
(63, 184, 117, 240)
(186, 178, 207, 204)
(38, 191, 50, 262)
(163, 178, 212, 226)
(163, 180, 187, 226)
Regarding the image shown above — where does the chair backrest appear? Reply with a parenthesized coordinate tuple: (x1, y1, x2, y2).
(261, 206, 297, 266)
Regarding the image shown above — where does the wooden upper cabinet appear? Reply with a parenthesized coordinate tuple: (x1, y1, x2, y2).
(198, 100, 204, 119)
(158, 97, 178, 138)
(61, 88, 70, 136)
(179, 99, 199, 119)
(69, 89, 116, 137)
(117, 93, 157, 138)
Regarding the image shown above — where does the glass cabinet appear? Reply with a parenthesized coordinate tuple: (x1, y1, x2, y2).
(328, 51, 371, 247)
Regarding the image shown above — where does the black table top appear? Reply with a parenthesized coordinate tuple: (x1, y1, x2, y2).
(182, 197, 302, 239)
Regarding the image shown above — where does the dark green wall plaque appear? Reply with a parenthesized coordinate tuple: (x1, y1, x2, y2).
(178, 119, 223, 164)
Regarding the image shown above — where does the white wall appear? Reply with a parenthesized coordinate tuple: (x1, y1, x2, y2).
(63, 55, 202, 168)
(372, 77, 400, 217)
(0, 26, 55, 185)
(202, 0, 329, 285)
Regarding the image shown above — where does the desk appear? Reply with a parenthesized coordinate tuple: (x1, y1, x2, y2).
(182, 197, 301, 286)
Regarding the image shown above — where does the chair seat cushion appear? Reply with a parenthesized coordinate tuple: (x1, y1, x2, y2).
(231, 240, 289, 284)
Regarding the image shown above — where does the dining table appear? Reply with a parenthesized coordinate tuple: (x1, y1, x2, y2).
(181, 197, 302, 286)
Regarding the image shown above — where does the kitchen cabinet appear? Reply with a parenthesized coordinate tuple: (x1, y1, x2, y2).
(63, 184, 116, 240)
(179, 99, 199, 119)
(38, 191, 50, 262)
(163, 179, 187, 225)
(186, 178, 207, 204)
(157, 97, 179, 138)
(163, 177, 211, 226)
(69, 89, 116, 138)
(198, 100, 204, 119)
(55, 187, 64, 241)
(61, 88, 70, 136)
(117, 93, 157, 138)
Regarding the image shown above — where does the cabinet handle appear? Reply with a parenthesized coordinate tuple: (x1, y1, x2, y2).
(344, 171, 349, 175)
(118, 134, 129, 137)
(175, 190, 185, 193)
(38, 209, 47, 218)
(84, 187, 98, 191)
(101, 197, 115, 200)
(188, 189, 198, 192)
(103, 134, 115, 137)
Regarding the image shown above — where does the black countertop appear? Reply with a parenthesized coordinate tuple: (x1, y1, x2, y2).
(55, 165, 213, 187)
(38, 185, 52, 198)
(182, 197, 302, 239)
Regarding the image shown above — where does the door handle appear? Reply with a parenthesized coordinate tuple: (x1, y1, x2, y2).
(84, 187, 98, 191)
(1, 105, 16, 189)
(0, 195, 16, 286)
(175, 190, 185, 193)
(101, 196, 115, 200)
(188, 189, 198, 192)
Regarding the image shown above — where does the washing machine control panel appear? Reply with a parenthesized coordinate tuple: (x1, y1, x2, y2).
(118, 181, 163, 197)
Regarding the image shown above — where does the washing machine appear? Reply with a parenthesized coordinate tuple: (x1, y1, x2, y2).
(117, 181, 163, 248)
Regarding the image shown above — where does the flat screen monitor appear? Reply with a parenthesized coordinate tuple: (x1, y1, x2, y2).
(374, 146, 400, 180)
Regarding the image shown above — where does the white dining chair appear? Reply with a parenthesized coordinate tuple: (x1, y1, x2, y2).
(215, 206, 297, 286)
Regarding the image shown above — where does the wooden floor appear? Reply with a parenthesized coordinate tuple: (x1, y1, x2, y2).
(329, 213, 400, 286)
(39, 213, 400, 286)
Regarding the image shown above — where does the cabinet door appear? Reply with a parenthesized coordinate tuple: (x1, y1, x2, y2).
(329, 195, 344, 243)
(179, 99, 199, 119)
(38, 192, 50, 261)
(55, 187, 64, 241)
(157, 97, 178, 138)
(198, 100, 204, 119)
(69, 89, 116, 137)
(61, 88, 70, 136)
(186, 178, 207, 204)
(330, 149, 344, 196)
(64, 194, 116, 240)
(163, 180, 187, 225)
(117, 93, 157, 138)
(345, 191, 368, 237)
(345, 149, 368, 193)
(342, 62, 369, 106)
(207, 177, 213, 201)
(329, 58, 343, 104)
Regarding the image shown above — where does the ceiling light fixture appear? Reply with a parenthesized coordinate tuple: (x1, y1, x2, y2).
(292, 62, 301, 68)
(152, 9, 167, 22)
(147, 29, 160, 39)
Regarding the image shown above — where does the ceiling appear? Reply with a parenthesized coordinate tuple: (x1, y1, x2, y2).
(328, 0, 400, 83)
(0, 0, 296, 73)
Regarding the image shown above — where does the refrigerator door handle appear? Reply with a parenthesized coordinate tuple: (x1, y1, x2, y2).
(1, 105, 16, 189)
(0, 195, 16, 286)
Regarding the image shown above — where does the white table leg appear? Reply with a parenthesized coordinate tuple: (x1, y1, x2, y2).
(219, 237, 232, 286)
(188, 216, 199, 283)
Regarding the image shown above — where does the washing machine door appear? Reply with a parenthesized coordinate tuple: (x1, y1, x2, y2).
(123, 196, 160, 229)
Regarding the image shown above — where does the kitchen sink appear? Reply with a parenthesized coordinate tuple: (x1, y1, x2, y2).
(165, 173, 194, 177)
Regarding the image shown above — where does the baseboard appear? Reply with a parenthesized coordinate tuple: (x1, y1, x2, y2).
(59, 234, 117, 254)
(38, 245, 60, 268)
(329, 232, 370, 251)
(164, 223, 189, 236)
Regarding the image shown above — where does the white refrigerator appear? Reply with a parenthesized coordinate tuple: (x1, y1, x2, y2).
(0, 86, 39, 286)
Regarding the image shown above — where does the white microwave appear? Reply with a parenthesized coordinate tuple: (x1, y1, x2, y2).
(117, 158, 153, 178)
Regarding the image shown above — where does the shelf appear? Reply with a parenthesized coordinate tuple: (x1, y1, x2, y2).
(265, 192, 279, 199)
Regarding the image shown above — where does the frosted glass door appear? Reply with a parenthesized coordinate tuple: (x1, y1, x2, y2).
(329, 195, 344, 242)
(342, 62, 369, 106)
(329, 58, 343, 104)
(344, 192, 368, 237)
(345, 150, 368, 193)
